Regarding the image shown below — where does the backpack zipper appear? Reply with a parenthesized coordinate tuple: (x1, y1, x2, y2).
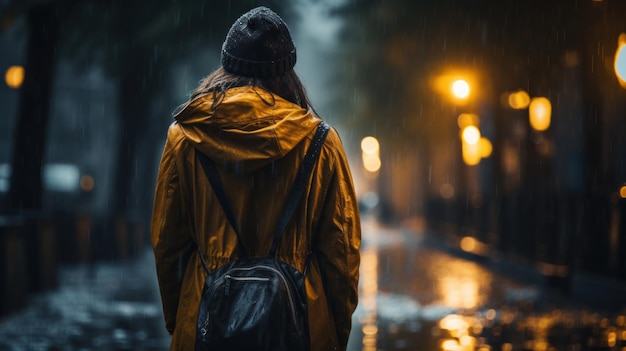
(224, 274, 270, 296)
(226, 264, 301, 332)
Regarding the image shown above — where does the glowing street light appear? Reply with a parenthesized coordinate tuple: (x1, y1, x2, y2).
(461, 126, 481, 145)
(457, 113, 479, 129)
(361, 136, 380, 155)
(5, 65, 24, 89)
(529, 97, 552, 131)
(461, 126, 481, 166)
(478, 137, 492, 158)
(361, 136, 381, 173)
(451, 79, 470, 99)
(459, 125, 492, 166)
(432, 72, 476, 105)
(508, 90, 530, 110)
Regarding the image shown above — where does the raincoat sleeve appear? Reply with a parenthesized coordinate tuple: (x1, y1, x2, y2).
(151, 125, 193, 335)
(316, 130, 361, 349)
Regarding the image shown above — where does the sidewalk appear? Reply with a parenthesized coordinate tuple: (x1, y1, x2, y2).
(0, 248, 171, 351)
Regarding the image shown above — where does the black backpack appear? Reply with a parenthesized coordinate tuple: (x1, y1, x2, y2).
(194, 122, 330, 351)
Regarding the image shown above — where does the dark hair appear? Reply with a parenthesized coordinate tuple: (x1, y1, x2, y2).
(189, 67, 317, 115)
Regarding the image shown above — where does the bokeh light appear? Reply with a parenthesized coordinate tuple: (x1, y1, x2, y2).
(361, 136, 381, 173)
(508, 90, 530, 109)
(462, 126, 481, 145)
(452, 79, 470, 99)
(362, 154, 381, 173)
(478, 137, 492, 158)
(529, 97, 551, 131)
(5, 65, 24, 89)
(457, 113, 479, 129)
(361, 136, 380, 155)
(80, 175, 95, 192)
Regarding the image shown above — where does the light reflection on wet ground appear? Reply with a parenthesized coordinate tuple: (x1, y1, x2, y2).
(1, 219, 625, 350)
(347, 218, 626, 351)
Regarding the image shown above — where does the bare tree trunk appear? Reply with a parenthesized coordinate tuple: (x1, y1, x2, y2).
(107, 57, 152, 259)
(2, 3, 59, 297)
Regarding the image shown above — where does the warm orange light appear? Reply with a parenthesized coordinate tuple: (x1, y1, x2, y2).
(461, 126, 482, 166)
(361, 136, 380, 155)
(460, 236, 478, 252)
(508, 90, 530, 109)
(432, 71, 477, 105)
(462, 143, 481, 166)
(459, 335, 475, 348)
(439, 314, 468, 331)
(619, 185, 626, 198)
(460, 236, 490, 256)
(362, 154, 381, 173)
(441, 339, 460, 351)
(529, 97, 551, 131)
(361, 136, 381, 173)
(5, 65, 24, 89)
(457, 113, 479, 129)
(451, 79, 470, 99)
(360, 248, 378, 351)
(462, 126, 480, 145)
(478, 137, 492, 158)
(615, 34, 626, 88)
(80, 175, 95, 192)
(440, 183, 455, 199)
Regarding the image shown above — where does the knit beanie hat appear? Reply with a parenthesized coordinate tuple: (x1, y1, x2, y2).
(221, 6, 297, 78)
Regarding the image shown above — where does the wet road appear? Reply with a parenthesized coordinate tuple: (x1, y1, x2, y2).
(348, 218, 626, 351)
(0, 219, 625, 350)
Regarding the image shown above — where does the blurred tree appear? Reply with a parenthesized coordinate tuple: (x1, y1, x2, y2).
(58, 0, 287, 254)
(2, 1, 60, 214)
(1, 0, 287, 254)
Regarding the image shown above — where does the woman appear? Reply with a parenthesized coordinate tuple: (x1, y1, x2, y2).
(151, 6, 361, 351)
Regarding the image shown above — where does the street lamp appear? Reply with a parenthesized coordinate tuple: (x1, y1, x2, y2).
(457, 113, 479, 129)
(462, 126, 481, 145)
(461, 126, 481, 166)
(432, 72, 476, 105)
(4, 65, 24, 89)
(361, 136, 381, 173)
(528, 97, 552, 131)
(508, 90, 530, 110)
(451, 79, 470, 99)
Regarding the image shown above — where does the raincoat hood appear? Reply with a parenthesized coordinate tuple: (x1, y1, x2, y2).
(173, 86, 320, 172)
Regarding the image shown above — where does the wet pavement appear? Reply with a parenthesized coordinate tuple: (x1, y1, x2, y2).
(0, 251, 171, 350)
(347, 218, 626, 351)
(1, 219, 625, 350)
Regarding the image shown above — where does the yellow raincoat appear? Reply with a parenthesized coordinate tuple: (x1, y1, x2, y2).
(151, 86, 361, 351)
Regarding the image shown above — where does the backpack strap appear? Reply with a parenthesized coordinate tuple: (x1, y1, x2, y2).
(197, 152, 248, 258)
(269, 121, 329, 256)
(196, 121, 330, 263)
